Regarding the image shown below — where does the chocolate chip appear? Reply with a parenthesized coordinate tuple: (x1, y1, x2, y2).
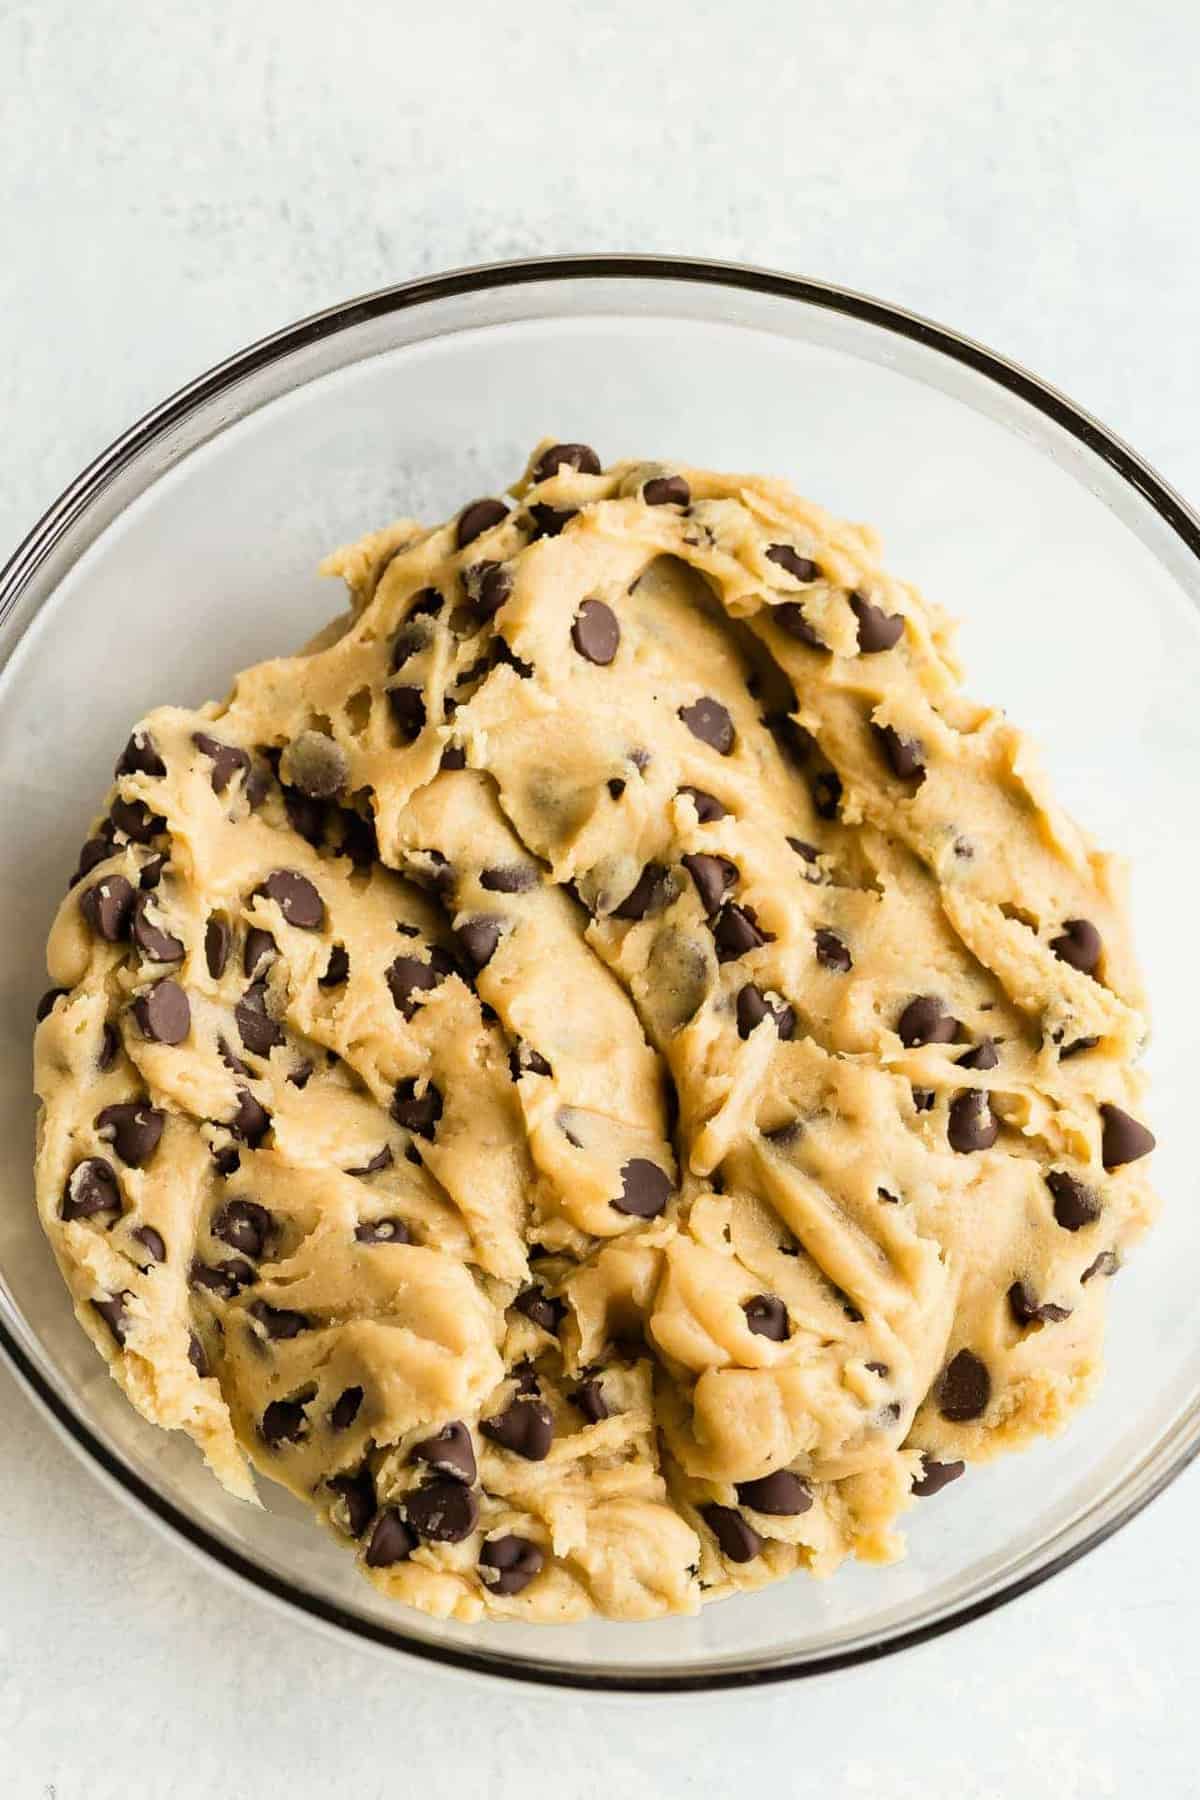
(1059, 1034, 1099, 1061)
(115, 730, 166, 778)
(611, 1158, 672, 1219)
(1100, 1103, 1155, 1169)
(61, 1157, 121, 1222)
(572, 1379, 609, 1423)
(338, 807, 379, 868)
(192, 732, 250, 795)
(203, 917, 231, 979)
(911, 1455, 965, 1498)
(133, 979, 190, 1044)
(1050, 918, 1102, 975)
(509, 1042, 552, 1080)
(190, 1256, 256, 1298)
(71, 836, 115, 887)
(743, 1294, 790, 1341)
(490, 635, 534, 679)
(912, 1086, 935, 1113)
(36, 987, 68, 1022)
(712, 903, 769, 962)
(229, 1088, 271, 1146)
(678, 786, 726, 823)
(330, 1386, 364, 1431)
(700, 1503, 762, 1563)
(957, 1038, 999, 1071)
(850, 592, 904, 653)
(787, 837, 819, 864)
(364, 1507, 416, 1567)
(456, 498, 509, 548)
(251, 1301, 309, 1340)
(386, 954, 444, 1019)
(281, 730, 348, 801)
(937, 1348, 990, 1421)
(319, 944, 350, 988)
(607, 778, 626, 799)
(948, 1089, 998, 1153)
(132, 1224, 166, 1265)
(188, 1333, 209, 1377)
(257, 869, 324, 930)
(288, 1058, 312, 1089)
(130, 893, 184, 964)
(235, 982, 282, 1056)
(774, 601, 827, 652)
(283, 784, 326, 844)
(354, 1213, 409, 1249)
(680, 853, 736, 919)
(643, 474, 689, 506)
(95, 1101, 164, 1167)
(814, 928, 851, 972)
(479, 1534, 544, 1595)
(570, 598, 621, 666)
(440, 744, 467, 771)
(412, 1420, 477, 1484)
(409, 586, 444, 620)
(481, 1396, 555, 1460)
(92, 1291, 132, 1346)
(405, 1478, 480, 1543)
(328, 1466, 376, 1539)
(110, 795, 165, 845)
(897, 995, 958, 1048)
(456, 916, 503, 970)
(736, 983, 795, 1040)
(612, 863, 672, 922)
(529, 501, 577, 538)
(388, 685, 427, 744)
(874, 723, 926, 784)
(1081, 1250, 1120, 1283)
(766, 544, 820, 583)
(213, 1198, 272, 1258)
(262, 1397, 308, 1449)
(514, 1286, 565, 1333)
(391, 1078, 443, 1138)
(80, 873, 136, 943)
(734, 1471, 812, 1515)
(1045, 1169, 1101, 1232)
(1008, 1281, 1071, 1326)
(811, 770, 842, 820)
(535, 442, 600, 480)
(678, 697, 735, 755)
(138, 852, 165, 890)
(212, 1145, 241, 1177)
(97, 1022, 120, 1071)
(480, 863, 539, 894)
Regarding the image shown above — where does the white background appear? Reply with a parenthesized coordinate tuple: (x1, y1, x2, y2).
(3, 2, 1199, 1794)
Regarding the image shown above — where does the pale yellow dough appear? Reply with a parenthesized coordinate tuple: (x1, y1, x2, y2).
(33, 444, 1158, 1623)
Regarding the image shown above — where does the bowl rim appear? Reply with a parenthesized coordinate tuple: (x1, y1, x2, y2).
(3, 252, 1198, 1694)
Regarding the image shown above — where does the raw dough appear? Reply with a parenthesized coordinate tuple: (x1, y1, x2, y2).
(33, 442, 1158, 1622)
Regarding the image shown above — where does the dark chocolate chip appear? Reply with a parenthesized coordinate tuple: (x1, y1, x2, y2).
(61, 1157, 121, 1222)
(412, 1420, 477, 1484)
(386, 953, 444, 1019)
(948, 1089, 998, 1153)
(643, 474, 689, 506)
(287, 1058, 312, 1089)
(1008, 1280, 1072, 1326)
(734, 1471, 812, 1515)
(678, 786, 726, 823)
(897, 995, 958, 1048)
(364, 1507, 416, 1567)
(331, 1386, 364, 1430)
(203, 917, 231, 980)
(133, 979, 190, 1044)
(743, 1294, 790, 1341)
(261, 1397, 308, 1449)
(251, 1300, 309, 1340)
(229, 1088, 271, 1146)
(509, 1042, 552, 1080)
(766, 544, 820, 583)
(213, 1198, 272, 1259)
(456, 498, 509, 548)
(95, 1101, 164, 1168)
(774, 601, 827, 652)
(814, 928, 851, 972)
(912, 1086, 935, 1113)
(80, 873, 136, 943)
(408, 586, 444, 619)
(712, 903, 769, 962)
(607, 778, 626, 799)
(337, 808, 378, 868)
(482, 1395, 554, 1461)
(192, 732, 250, 795)
(257, 869, 324, 930)
(874, 723, 926, 784)
(391, 1078, 443, 1138)
(115, 730, 166, 779)
(242, 927, 276, 981)
(283, 784, 326, 844)
(387, 685, 427, 744)
(130, 893, 184, 964)
(612, 862, 672, 922)
(534, 442, 601, 480)
(92, 1291, 132, 1346)
(36, 987, 68, 1022)
(328, 1466, 376, 1539)
(611, 1158, 672, 1219)
(1059, 1034, 1099, 1061)
(528, 501, 577, 538)
(71, 836, 115, 887)
(678, 697, 735, 755)
(97, 1022, 120, 1071)
(235, 981, 283, 1056)
(1100, 1103, 1155, 1169)
(572, 1379, 609, 1423)
(110, 795, 165, 845)
(1045, 1169, 1101, 1231)
(456, 916, 504, 970)
(514, 1286, 565, 1333)
(319, 944, 350, 988)
(787, 837, 819, 864)
(850, 592, 904, 653)
(1050, 918, 1102, 975)
(138, 852, 165, 890)
(190, 1256, 256, 1298)
(937, 1348, 990, 1421)
(811, 770, 842, 820)
(354, 1214, 409, 1248)
(212, 1145, 241, 1177)
(911, 1455, 965, 1498)
(188, 1332, 209, 1377)
(700, 1503, 762, 1563)
(682, 853, 738, 918)
(480, 863, 539, 894)
(1081, 1250, 1120, 1284)
(571, 598, 621, 665)
(736, 983, 795, 1041)
(405, 1478, 480, 1543)
(957, 1038, 999, 1071)
(440, 744, 467, 771)
(479, 1534, 544, 1595)
(132, 1224, 166, 1265)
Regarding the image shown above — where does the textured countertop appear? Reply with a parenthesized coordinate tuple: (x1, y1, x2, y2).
(3, 2, 1199, 1794)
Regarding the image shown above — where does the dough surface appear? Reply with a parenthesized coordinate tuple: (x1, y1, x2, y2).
(33, 443, 1158, 1622)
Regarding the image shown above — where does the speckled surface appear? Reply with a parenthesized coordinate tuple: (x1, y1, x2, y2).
(3, 1, 1199, 1793)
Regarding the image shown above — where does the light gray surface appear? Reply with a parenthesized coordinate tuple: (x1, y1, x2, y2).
(2, 0, 1198, 1794)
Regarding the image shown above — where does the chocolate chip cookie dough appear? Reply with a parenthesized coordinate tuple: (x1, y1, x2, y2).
(33, 442, 1158, 1622)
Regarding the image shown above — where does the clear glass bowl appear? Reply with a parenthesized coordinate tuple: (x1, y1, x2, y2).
(2, 257, 1198, 1693)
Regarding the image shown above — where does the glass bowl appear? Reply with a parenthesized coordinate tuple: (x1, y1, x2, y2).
(2, 257, 1198, 1694)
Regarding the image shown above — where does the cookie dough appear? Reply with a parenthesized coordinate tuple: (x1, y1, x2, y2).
(33, 441, 1158, 1623)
